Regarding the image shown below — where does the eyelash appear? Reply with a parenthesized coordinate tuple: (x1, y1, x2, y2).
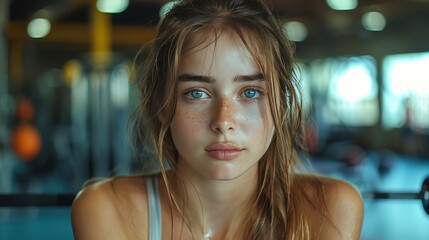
(184, 89, 210, 100)
(183, 87, 264, 100)
(241, 88, 263, 99)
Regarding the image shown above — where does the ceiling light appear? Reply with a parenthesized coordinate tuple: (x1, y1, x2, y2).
(362, 11, 386, 31)
(283, 21, 308, 42)
(96, 0, 129, 14)
(27, 18, 51, 38)
(326, 0, 358, 11)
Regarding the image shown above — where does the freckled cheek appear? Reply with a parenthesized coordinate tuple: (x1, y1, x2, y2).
(171, 105, 210, 131)
(237, 104, 262, 119)
(237, 103, 274, 137)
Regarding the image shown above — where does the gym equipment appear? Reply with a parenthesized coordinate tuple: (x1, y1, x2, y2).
(10, 123, 42, 161)
(0, 177, 428, 214)
(15, 97, 35, 121)
(362, 176, 429, 215)
(0, 193, 75, 207)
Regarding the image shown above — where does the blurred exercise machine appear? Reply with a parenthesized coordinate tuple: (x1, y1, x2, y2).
(362, 176, 429, 215)
(1, 177, 428, 216)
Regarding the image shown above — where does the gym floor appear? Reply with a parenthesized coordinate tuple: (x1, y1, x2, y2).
(0, 154, 428, 240)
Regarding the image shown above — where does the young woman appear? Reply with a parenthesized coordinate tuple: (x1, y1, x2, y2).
(71, 0, 364, 239)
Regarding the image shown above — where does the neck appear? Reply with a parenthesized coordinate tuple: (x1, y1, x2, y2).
(166, 166, 259, 239)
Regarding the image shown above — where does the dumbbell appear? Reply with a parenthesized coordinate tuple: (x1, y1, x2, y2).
(362, 177, 429, 215)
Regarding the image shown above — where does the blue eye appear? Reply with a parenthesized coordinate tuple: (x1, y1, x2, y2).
(186, 89, 209, 99)
(243, 89, 261, 99)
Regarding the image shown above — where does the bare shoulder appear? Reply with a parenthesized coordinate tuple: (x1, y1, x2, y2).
(297, 174, 364, 240)
(71, 175, 149, 240)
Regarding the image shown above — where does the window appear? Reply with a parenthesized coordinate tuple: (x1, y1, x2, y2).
(382, 52, 429, 129)
(306, 56, 379, 126)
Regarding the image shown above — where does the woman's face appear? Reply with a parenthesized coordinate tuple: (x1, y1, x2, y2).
(170, 32, 275, 181)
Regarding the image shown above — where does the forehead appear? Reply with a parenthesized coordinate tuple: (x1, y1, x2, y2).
(178, 31, 260, 74)
(181, 28, 260, 60)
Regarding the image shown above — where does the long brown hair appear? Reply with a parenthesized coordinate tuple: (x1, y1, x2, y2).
(130, 0, 325, 238)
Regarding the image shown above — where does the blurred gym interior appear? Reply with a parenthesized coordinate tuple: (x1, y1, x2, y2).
(1, 0, 429, 239)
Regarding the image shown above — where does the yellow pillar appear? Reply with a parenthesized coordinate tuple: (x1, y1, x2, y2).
(9, 41, 23, 87)
(90, 0, 112, 68)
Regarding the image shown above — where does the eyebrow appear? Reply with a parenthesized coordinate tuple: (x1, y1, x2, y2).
(178, 74, 215, 83)
(178, 73, 264, 83)
(234, 73, 264, 82)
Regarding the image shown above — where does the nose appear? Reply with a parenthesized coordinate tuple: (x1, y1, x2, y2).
(210, 98, 237, 134)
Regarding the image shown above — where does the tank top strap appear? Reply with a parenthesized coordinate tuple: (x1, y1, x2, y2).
(146, 176, 162, 240)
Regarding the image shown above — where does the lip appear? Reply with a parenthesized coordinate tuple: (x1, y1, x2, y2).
(205, 143, 244, 160)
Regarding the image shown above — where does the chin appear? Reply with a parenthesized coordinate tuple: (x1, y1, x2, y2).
(207, 163, 257, 181)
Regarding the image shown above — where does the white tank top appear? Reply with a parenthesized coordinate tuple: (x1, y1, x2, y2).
(146, 177, 162, 240)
